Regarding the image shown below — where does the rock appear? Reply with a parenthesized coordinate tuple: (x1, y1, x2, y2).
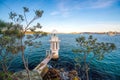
(13, 70, 42, 80)
(69, 70, 78, 76)
(72, 76, 80, 80)
(40, 66, 49, 77)
(43, 68, 61, 80)
(60, 68, 64, 72)
(68, 70, 81, 80)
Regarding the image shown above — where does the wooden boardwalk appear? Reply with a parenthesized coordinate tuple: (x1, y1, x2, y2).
(34, 50, 53, 75)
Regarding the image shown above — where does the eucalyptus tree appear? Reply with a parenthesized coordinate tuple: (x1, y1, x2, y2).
(9, 7, 47, 80)
(73, 35, 116, 80)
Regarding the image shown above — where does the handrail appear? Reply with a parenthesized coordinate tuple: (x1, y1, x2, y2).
(34, 50, 53, 74)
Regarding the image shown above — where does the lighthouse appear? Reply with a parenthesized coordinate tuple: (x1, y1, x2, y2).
(50, 30, 60, 60)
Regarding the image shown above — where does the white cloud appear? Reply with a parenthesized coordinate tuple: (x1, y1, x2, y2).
(87, 0, 116, 9)
(50, 0, 71, 17)
(50, 0, 118, 17)
(74, 0, 117, 9)
(50, 11, 60, 16)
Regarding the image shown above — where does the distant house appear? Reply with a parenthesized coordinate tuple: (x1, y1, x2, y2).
(107, 31, 117, 36)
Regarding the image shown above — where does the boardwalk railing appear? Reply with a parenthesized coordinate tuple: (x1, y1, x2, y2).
(34, 50, 52, 75)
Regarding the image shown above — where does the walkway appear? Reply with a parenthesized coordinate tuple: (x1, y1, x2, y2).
(34, 50, 53, 75)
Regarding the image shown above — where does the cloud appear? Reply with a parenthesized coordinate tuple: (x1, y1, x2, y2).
(74, 0, 117, 9)
(50, 0, 118, 17)
(50, 11, 60, 16)
(50, 0, 71, 17)
(91, 0, 115, 8)
(50, 10, 69, 17)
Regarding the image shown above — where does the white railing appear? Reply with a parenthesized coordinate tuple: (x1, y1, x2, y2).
(34, 50, 53, 74)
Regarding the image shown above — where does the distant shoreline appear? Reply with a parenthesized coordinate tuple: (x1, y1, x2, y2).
(25, 31, 120, 35)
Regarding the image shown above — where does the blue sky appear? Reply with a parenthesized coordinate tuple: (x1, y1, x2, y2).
(0, 0, 120, 33)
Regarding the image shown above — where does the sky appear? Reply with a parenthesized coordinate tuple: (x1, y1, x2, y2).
(0, 0, 120, 33)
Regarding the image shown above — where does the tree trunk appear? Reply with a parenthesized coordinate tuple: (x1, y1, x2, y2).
(21, 36, 31, 80)
(84, 53, 89, 80)
(21, 50, 31, 80)
(1, 58, 16, 80)
(1, 63, 12, 80)
(85, 64, 89, 80)
(2, 63, 8, 75)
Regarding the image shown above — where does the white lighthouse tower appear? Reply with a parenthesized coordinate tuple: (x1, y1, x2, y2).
(50, 30, 60, 60)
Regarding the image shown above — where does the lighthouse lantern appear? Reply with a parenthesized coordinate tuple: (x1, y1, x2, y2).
(50, 30, 60, 60)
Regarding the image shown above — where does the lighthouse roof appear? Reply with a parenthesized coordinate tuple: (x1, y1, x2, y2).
(51, 29, 57, 35)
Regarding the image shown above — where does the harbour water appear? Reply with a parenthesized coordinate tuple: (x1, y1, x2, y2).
(7, 34, 120, 80)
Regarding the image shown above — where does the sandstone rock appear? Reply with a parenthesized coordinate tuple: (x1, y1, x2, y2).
(13, 70, 42, 80)
(43, 68, 61, 80)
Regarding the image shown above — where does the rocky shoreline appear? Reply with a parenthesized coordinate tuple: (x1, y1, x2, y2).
(13, 68, 81, 80)
(43, 68, 81, 80)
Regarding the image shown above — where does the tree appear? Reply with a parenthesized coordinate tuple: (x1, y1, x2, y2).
(0, 20, 7, 33)
(72, 35, 116, 80)
(0, 20, 21, 80)
(9, 7, 47, 80)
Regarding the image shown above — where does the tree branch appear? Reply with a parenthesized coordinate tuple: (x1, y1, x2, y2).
(24, 17, 37, 33)
(23, 12, 28, 25)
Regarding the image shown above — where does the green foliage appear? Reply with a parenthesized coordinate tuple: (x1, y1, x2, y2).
(0, 72, 6, 77)
(35, 10, 44, 18)
(0, 21, 21, 53)
(23, 7, 29, 12)
(0, 20, 22, 80)
(73, 35, 116, 60)
(0, 20, 7, 28)
(0, 72, 14, 80)
(0, 6, 47, 80)
(8, 7, 47, 48)
(8, 7, 47, 80)
(73, 35, 116, 80)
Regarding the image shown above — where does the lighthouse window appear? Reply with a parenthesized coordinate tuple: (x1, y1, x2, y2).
(53, 34, 55, 36)
(53, 42, 56, 50)
(56, 42, 57, 49)
(54, 43, 56, 50)
(52, 42, 54, 50)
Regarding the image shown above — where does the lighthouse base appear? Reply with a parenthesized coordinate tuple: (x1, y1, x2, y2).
(51, 58, 59, 61)
(52, 56, 59, 60)
(52, 53, 59, 60)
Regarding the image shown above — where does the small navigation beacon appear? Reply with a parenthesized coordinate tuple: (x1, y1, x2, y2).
(50, 30, 60, 60)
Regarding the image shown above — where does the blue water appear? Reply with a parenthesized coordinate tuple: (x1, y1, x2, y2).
(8, 34, 120, 79)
